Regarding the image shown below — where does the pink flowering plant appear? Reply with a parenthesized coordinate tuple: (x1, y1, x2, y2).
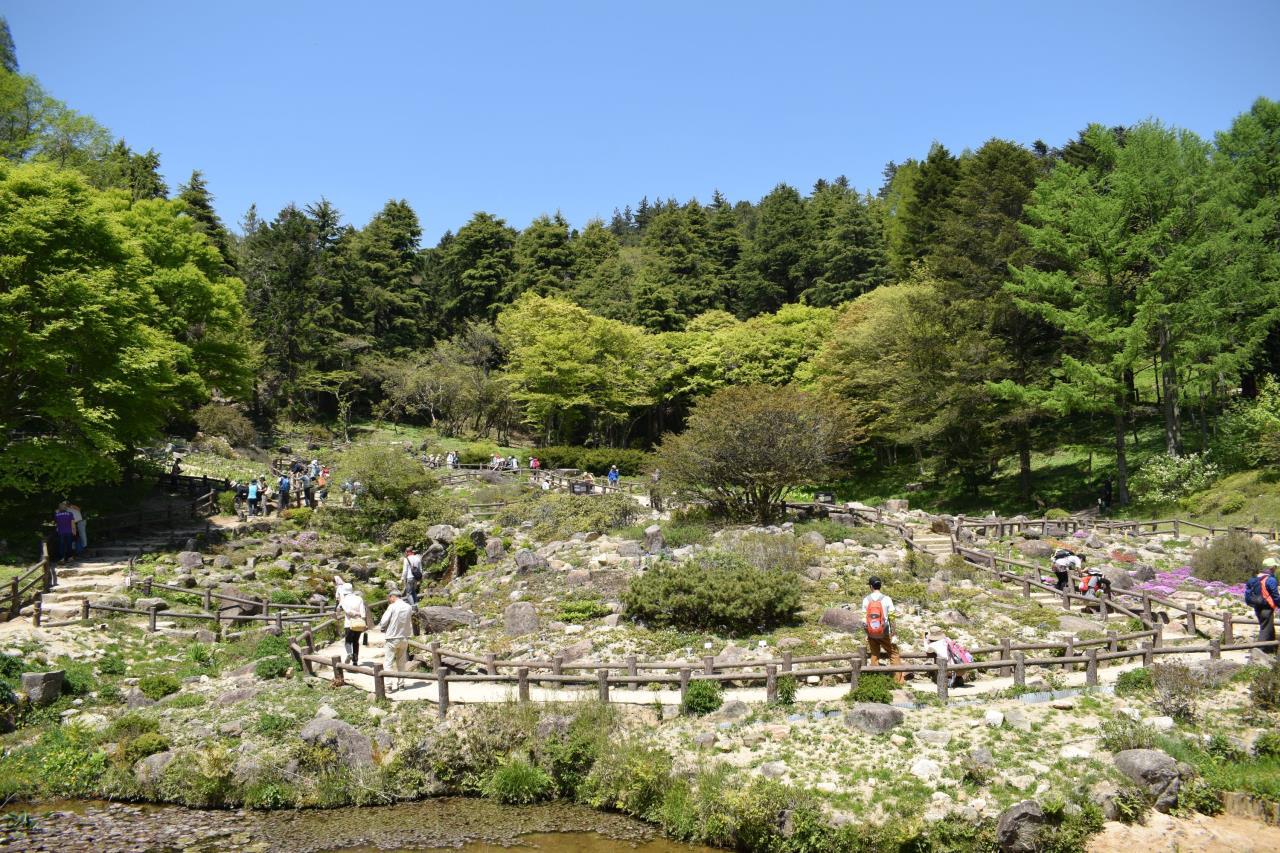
(1134, 565, 1246, 600)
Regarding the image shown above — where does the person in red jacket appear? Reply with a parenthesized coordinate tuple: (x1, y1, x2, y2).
(1248, 558, 1280, 645)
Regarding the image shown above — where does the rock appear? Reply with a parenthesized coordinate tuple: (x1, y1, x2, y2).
(1021, 541, 1054, 558)
(535, 715, 573, 740)
(315, 704, 339, 720)
(177, 551, 203, 570)
(134, 750, 175, 787)
(514, 549, 549, 573)
(760, 761, 787, 779)
(926, 578, 947, 598)
(426, 524, 458, 544)
(417, 606, 478, 633)
(73, 712, 109, 733)
(504, 601, 539, 636)
(884, 499, 909, 513)
(134, 597, 169, 612)
(602, 614, 621, 627)
(1114, 748, 1184, 812)
(1005, 708, 1031, 732)
(799, 531, 826, 549)
(996, 800, 1046, 853)
(1186, 658, 1242, 687)
(819, 607, 863, 634)
(984, 710, 1005, 728)
(643, 525, 665, 554)
(916, 729, 952, 747)
(844, 703, 903, 734)
(968, 747, 995, 769)
(1058, 615, 1099, 634)
(20, 670, 64, 706)
(557, 640, 593, 663)
(1089, 781, 1121, 821)
(910, 757, 942, 781)
(219, 720, 243, 737)
(485, 538, 505, 561)
(930, 518, 952, 535)
(1085, 534, 1105, 549)
(711, 700, 750, 722)
(693, 731, 717, 749)
(215, 687, 258, 706)
(565, 569, 592, 587)
(1100, 566, 1134, 590)
(125, 688, 156, 709)
(193, 629, 217, 644)
(939, 609, 970, 626)
(1130, 564, 1157, 582)
(777, 637, 803, 650)
(1060, 743, 1092, 760)
(299, 718, 374, 768)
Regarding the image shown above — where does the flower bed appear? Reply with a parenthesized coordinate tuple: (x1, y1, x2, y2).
(1134, 565, 1245, 600)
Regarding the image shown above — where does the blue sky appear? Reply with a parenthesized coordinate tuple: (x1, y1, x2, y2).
(7, 1, 1279, 242)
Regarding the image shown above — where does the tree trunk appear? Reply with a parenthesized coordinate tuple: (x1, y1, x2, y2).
(1114, 405, 1130, 506)
(1158, 322, 1182, 456)
(1017, 427, 1033, 502)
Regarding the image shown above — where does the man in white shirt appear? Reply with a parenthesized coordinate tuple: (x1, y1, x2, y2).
(1052, 549, 1082, 591)
(861, 576, 904, 685)
(401, 548, 422, 607)
(378, 589, 414, 691)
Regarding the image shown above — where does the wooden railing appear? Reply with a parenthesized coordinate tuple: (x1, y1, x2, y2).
(1, 548, 53, 621)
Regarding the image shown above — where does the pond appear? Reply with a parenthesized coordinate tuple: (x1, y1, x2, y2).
(1, 798, 714, 852)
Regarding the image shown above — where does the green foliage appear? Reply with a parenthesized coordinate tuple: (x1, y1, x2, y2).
(252, 656, 293, 680)
(158, 746, 235, 808)
(97, 654, 127, 676)
(120, 732, 170, 765)
(1191, 531, 1266, 584)
(848, 673, 895, 705)
(1112, 786, 1153, 825)
(483, 754, 555, 805)
(281, 506, 312, 525)
(1213, 378, 1280, 471)
(194, 403, 255, 447)
(1114, 667, 1153, 696)
(254, 713, 295, 738)
(556, 597, 612, 623)
(531, 446, 651, 476)
(775, 674, 797, 707)
(1255, 731, 1280, 758)
(105, 713, 159, 741)
(253, 634, 291, 660)
(1045, 508, 1071, 520)
(1218, 491, 1247, 514)
(1100, 716, 1157, 752)
(34, 727, 109, 797)
(1251, 660, 1280, 711)
(622, 551, 801, 635)
(269, 588, 302, 605)
(495, 491, 638, 540)
(1176, 777, 1223, 816)
(165, 693, 206, 709)
(329, 443, 446, 541)
(217, 490, 237, 515)
(1037, 797, 1105, 853)
(137, 674, 180, 701)
(1130, 453, 1220, 505)
(579, 741, 673, 820)
(1150, 661, 1199, 720)
(450, 536, 479, 572)
(729, 532, 807, 575)
(681, 680, 723, 716)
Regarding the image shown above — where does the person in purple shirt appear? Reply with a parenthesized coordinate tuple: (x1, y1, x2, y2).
(54, 504, 76, 561)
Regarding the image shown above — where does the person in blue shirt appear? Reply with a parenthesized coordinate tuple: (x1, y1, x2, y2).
(607, 465, 620, 487)
(1251, 558, 1280, 645)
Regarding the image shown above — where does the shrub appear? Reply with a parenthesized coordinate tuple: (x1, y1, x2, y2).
(483, 754, 555, 804)
(1115, 667, 1153, 697)
(1191, 532, 1266, 584)
(387, 515, 439, 552)
(775, 674, 797, 707)
(281, 506, 312, 526)
(255, 713, 295, 738)
(253, 656, 292, 680)
(1251, 661, 1280, 711)
(556, 598, 612, 623)
(1112, 785, 1153, 825)
(1212, 378, 1280, 471)
(269, 588, 302, 605)
(495, 492, 638, 541)
(622, 551, 801, 635)
(98, 654, 128, 677)
(253, 634, 291, 659)
(329, 444, 446, 541)
(194, 403, 255, 447)
(120, 732, 170, 765)
(451, 536, 479, 573)
(1150, 662, 1199, 720)
(533, 446, 651, 476)
(1100, 716, 1157, 752)
(105, 712, 159, 741)
(579, 741, 673, 820)
(1218, 491, 1248, 514)
(681, 680, 723, 716)
(729, 532, 807, 574)
(244, 780, 294, 810)
(1130, 452, 1219, 505)
(158, 746, 235, 808)
(1176, 777, 1223, 816)
(138, 674, 180, 701)
(60, 660, 95, 696)
(217, 490, 237, 515)
(165, 693, 206, 709)
(539, 706, 615, 798)
(458, 442, 501, 466)
(35, 728, 108, 797)
(1037, 797, 1105, 852)
(1255, 731, 1280, 758)
(1045, 508, 1071, 520)
(847, 673, 895, 705)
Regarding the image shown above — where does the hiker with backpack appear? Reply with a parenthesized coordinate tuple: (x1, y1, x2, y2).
(1246, 557, 1280, 645)
(1052, 548, 1082, 591)
(401, 547, 423, 607)
(335, 575, 370, 666)
(277, 473, 291, 516)
(862, 576, 904, 685)
(925, 627, 973, 688)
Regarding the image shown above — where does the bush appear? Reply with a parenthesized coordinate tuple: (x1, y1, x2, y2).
(1115, 667, 1153, 697)
(1212, 378, 1280, 471)
(1191, 531, 1266, 584)
(451, 536, 478, 573)
(194, 404, 255, 447)
(98, 655, 126, 676)
(775, 674, 797, 707)
(387, 515, 439, 552)
(622, 551, 801, 635)
(1100, 716, 1157, 752)
(1255, 731, 1280, 758)
(269, 588, 302, 605)
(1218, 491, 1248, 514)
(120, 732, 170, 766)
(253, 634, 290, 659)
(105, 712, 159, 742)
(1177, 777, 1224, 816)
(1251, 661, 1280, 711)
(533, 446, 651, 476)
(847, 673, 895, 705)
(579, 741, 673, 820)
(483, 754, 555, 804)
(458, 442, 501, 466)
(34, 727, 108, 797)
(255, 713, 295, 738)
(729, 532, 806, 575)
(158, 746, 235, 808)
(217, 490, 237, 515)
(1130, 452, 1219, 505)
(281, 506, 312, 526)
(1113, 785, 1154, 825)
(329, 444, 446, 541)
(1045, 508, 1071, 520)
(1150, 662, 1199, 720)
(556, 598, 612, 623)
(681, 680, 723, 716)
(138, 674, 180, 701)
(495, 492, 638, 541)
(253, 656, 292, 680)
(165, 693, 206, 709)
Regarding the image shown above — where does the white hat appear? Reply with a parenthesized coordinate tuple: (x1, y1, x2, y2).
(1264, 557, 1279, 569)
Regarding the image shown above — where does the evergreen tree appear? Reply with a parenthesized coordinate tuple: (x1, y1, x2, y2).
(177, 169, 236, 271)
(350, 199, 425, 354)
(439, 211, 518, 327)
(0, 17, 17, 73)
(510, 212, 575, 299)
(898, 142, 959, 264)
(803, 182, 890, 306)
(746, 183, 810, 315)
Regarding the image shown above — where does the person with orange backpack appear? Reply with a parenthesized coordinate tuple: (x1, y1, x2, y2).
(862, 576, 904, 685)
(1246, 557, 1279, 645)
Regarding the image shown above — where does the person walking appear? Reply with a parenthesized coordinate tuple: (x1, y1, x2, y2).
(862, 576, 904, 685)
(1246, 558, 1280, 645)
(1052, 549, 1082, 591)
(300, 472, 314, 509)
(246, 479, 259, 517)
(53, 503, 76, 562)
(277, 473, 291, 516)
(378, 588, 414, 692)
(607, 465, 620, 487)
(335, 576, 370, 666)
(401, 547, 423, 607)
(65, 500, 87, 554)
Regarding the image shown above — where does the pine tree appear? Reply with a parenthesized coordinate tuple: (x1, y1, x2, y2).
(177, 169, 236, 271)
(350, 199, 425, 354)
(898, 142, 959, 263)
(746, 183, 811, 315)
(510, 213, 575, 299)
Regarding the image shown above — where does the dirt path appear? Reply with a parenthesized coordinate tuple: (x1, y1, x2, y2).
(1090, 811, 1280, 852)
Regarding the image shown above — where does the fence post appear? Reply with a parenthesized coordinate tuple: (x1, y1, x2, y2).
(148, 605, 158, 633)
(935, 659, 949, 703)
(679, 668, 691, 704)
(1014, 652, 1026, 688)
(8, 578, 18, 620)
(1222, 613, 1234, 645)
(1209, 638, 1221, 660)
(202, 587, 212, 611)
(1153, 623, 1164, 649)
(1107, 631, 1118, 654)
(275, 611, 284, 632)
(1065, 638, 1075, 664)
(372, 664, 386, 701)
(143, 577, 152, 595)
(485, 653, 497, 676)
(1141, 642, 1153, 667)
(518, 667, 530, 702)
(1022, 578, 1031, 600)
(1173, 520, 1180, 537)
(31, 593, 41, 627)
(1142, 597, 1153, 625)
(436, 668, 449, 719)
(81, 598, 90, 620)
(849, 656, 862, 693)
(1086, 649, 1099, 687)
(552, 655, 564, 676)
(1000, 639, 1012, 675)
(430, 641, 442, 671)
(626, 655, 638, 677)
(782, 652, 793, 674)
(597, 669, 610, 703)
(703, 655, 715, 676)
(332, 656, 344, 686)
(1185, 609, 1197, 635)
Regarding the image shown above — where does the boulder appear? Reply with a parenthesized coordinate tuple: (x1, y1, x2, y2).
(557, 640, 593, 663)
(910, 757, 942, 781)
(1114, 748, 1184, 812)
(211, 555, 232, 569)
(485, 538, 505, 561)
(504, 601, 539, 636)
(995, 800, 1046, 853)
(299, 718, 374, 768)
(930, 518, 952, 535)
(1058, 615, 1100, 634)
(939, 609, 970, 626)
(565, 569, 592, 587)
(916, 729, 952, 746)
(1130, 564, 1157, 582)
(799, 531, 826, 549)
(134, 750, 175, 787)
(884, 499, 909, 513)
(426, 524, 458, 544)
(926, 578, 948, 598)
(1100, 566, 1134, 590)
(215, 687, 259, 706)
(711, 700, 751, 722)
(1186, 658, 1242, 687)
(617, 542, 642, 559)
(423, 542, 447, 565)
(844, 703, 903, 734)
(515, 549, 549, 573)
(643, 525, 665, 554)
(1021, 541, 1054, 559)
(20, 670, 64, 706)
(819, 607, 863, 634)
(760, 761, 787, 779)
(125, 687, 156, 709)
(177, 551, 203, 570)
(134, 597, 169, 612)
(417, 606, 478, 633)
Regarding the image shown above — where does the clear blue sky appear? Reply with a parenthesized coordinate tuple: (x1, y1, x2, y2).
(7, 1, 1279, 242)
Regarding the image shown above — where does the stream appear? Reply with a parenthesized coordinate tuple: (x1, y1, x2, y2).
(1, 798, 713, 852)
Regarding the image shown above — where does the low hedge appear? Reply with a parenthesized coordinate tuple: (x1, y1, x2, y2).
(532, 446, 651, 476)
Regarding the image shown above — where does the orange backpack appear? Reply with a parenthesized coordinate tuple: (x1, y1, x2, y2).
(865, 598, 889, 639)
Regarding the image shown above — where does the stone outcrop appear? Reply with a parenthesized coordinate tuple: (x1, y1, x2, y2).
(844, 703, 903, 734)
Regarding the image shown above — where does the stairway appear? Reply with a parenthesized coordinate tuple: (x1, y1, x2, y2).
(909, 526, 955, 558)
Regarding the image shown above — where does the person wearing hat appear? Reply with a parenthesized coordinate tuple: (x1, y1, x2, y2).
(334, 575, 370, 666)
(401, 547, 423, 607)
(378, 587, 414, 691)
(861, 576, 904, 685)
(1248, 558, 1280, 645)
(924, 627, 970, 688)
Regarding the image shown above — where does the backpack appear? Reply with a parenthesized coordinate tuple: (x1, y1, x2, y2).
(1246, 574, 1272, 608)
(946, 639, 973, 665)
(408, 554, 423, 583)
(279, 475, 290, 491)
(865, 598, 890, 639)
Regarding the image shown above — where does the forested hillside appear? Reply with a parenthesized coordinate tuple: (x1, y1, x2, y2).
(2, 16, 1279, 515)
